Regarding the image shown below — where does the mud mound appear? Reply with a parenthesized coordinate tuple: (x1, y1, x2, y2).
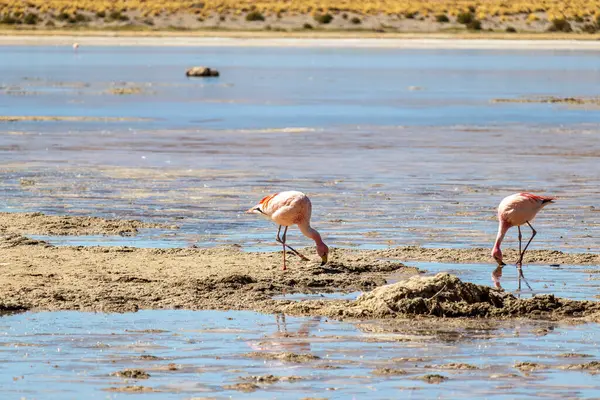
(373, 247, 600, 266)
(241, 374, 302, 383)
(425, 363, 478, 370)
(351, 273, 509, 318)
(0, 234, 50, 248)
(420, 374, 448, 383)
(103, 386, 157, 393)
(111, 369, 150, 379)
(514, 362, 546, 372)
(244, 352, 320, 363)
(292, 273, 600, 320)
(372, 367, 406, 375)
(0, 212, 176, 236)
(223, 383, 259, 392)
(560, 361, 600, 372)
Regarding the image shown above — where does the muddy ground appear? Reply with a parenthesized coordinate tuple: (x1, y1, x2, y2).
(1, 213, 599, 323)
(0, 211, 175, 236)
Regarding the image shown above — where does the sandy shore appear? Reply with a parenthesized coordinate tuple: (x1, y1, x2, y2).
(1, 233, 598, 320)
(1, 213, 598, 320)
(3, 32, 600, 50)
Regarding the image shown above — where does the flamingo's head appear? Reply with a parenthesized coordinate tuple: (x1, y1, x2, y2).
(317, 242, 329, 265)
(491, 247, 505, 267)
(246, 205, 266, 216)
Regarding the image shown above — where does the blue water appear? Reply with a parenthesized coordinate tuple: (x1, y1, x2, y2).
(2, 46, 600, 130)
(1, 309, 599, 399)
(1, 45, 600, 252)
(2, 44, 600, 400)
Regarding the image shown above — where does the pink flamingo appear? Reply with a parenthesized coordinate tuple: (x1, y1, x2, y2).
(491, 192, 555, 291)
(247, 191, 329, 270)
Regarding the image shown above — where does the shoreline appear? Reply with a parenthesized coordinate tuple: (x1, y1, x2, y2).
(2, 31, 600, 49)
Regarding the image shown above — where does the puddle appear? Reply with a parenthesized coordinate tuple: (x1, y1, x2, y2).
(0, 310, 600, 399)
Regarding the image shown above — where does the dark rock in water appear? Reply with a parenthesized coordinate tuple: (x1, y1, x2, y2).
(186, 66, 220, 77)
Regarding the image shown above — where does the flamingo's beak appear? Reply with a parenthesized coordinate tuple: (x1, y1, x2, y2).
(321, 254, 328, 265)
(247, 207, 265, 215)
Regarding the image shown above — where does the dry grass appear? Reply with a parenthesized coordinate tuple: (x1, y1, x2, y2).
(0, 0, 599, 29)
(0, 0, 598, 19)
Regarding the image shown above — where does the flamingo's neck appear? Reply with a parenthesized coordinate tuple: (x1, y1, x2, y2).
(298, 222, 325, 247)
(493, 220, 510, 252)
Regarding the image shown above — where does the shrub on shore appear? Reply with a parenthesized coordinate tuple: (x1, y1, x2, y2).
(245, 11, 265, 21)
(314, 13, 333, 24)
(435, 14, 449, 23)
(466, 19, 482, 30)
(547, 18, 572, 32)
(456, 12, 474, 24)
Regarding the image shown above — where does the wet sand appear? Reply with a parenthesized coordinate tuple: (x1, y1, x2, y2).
(0, 211, 175, 236)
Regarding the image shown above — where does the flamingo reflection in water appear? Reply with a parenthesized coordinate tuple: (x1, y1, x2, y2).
(246, 314, 321, 354)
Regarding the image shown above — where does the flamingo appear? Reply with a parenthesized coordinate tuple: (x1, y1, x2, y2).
(491, 192, 555, 291)
(247, 191, 329, 270)
(73, 43, 79, 51)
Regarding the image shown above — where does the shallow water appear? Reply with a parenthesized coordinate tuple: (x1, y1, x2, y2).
(2, 44, 600, 399)
(1, 46, 600, 253)
(1, 309, 599, 399)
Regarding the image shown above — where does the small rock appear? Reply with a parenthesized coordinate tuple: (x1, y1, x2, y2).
(420, 374, 448, 384)
(103, 385, 156, 392)
(425, 362, 478, 370)
(373, 367, 406, 375)
(223, 382, 259, 392)
(139, 355, 161, 360)
(243, 352, 320, 363)
(167, 363, 179, 371)
(186, 67, 220, 77)
(244, 374, 280, 383)
(111, 369, 150, 379)
(514, 362, 545, 372)
(19, 178, 35, 186)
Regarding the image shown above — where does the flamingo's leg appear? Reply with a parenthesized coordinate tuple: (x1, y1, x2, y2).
(276, 226, 309, 261)
(275, 225, 286, 270)
(516, 223, 535, 291)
